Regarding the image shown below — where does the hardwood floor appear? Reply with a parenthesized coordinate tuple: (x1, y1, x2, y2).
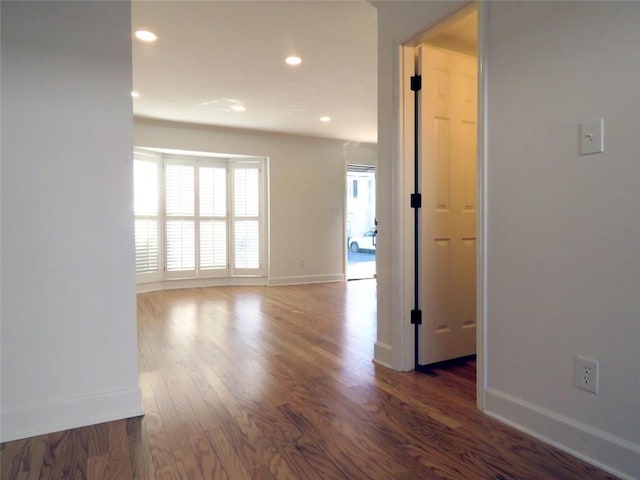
(1, 280, 619, 479)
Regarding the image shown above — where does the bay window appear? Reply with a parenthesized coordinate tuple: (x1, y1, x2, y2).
(134, 149, 267, 285)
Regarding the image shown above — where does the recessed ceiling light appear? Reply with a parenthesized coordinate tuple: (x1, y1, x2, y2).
(320, 116, 331, 123)
(135, 30, 157, 43)
(131, 91, 140, 98)
(230, 105, 246, 112)
(285, 56, 302, 66)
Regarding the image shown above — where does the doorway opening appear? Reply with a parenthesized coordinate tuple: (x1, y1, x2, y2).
(403, 4, 479, 369)
(346, 165, 376, 280)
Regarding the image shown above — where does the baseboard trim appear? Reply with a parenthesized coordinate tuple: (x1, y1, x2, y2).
(373, 341, 393, 369)
(137, 276, 269, 293)
(1, 385, 143, 443)
(485, 388, 640, 480)
(268, 273, 344, 286)
(138, 274, 345, 292)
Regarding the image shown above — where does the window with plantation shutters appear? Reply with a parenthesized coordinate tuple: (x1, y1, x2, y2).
(164, 163, 196, 274)
(199, 165, 227, 270)
(134, 152, 162, 281)
(232, 164, 261, 271)
(135, 151, 266, 285)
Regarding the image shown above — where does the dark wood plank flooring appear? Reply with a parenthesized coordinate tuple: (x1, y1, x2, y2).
(1, 281, 619, 479)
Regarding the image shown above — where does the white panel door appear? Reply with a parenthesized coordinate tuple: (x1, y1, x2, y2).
(419, 45, 477, 365)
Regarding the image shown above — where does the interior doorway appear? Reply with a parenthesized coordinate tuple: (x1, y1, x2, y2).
(346, 165, 376, 280)
(404, 5, 479, 368)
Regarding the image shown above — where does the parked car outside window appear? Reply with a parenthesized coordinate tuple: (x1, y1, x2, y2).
(348, 228, 376, 252)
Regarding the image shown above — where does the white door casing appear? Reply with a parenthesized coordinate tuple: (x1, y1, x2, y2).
(418, 45, 478, 365)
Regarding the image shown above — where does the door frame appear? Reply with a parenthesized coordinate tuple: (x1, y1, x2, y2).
(397, 2, 488, 411)
(345, 164, 377, 281)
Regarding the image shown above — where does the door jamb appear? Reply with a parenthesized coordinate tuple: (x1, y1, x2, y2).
(397, 2, 488, 411)
(476, 0, 488, 413)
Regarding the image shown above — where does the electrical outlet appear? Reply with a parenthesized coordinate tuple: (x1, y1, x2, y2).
(575, 355, 599, 394)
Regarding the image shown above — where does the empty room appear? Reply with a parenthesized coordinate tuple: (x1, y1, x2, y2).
(1, 2, 638, 479)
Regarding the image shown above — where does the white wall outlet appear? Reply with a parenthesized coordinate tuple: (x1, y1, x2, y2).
(575, 355, 599, 394)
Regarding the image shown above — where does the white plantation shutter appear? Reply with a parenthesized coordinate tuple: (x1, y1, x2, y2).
(135, 218, 159, 273)
(165, 162, 195, 275)
(234, 167, 259, 216)
(199, 165, 228, 271)
(165, 164, 194, 216)
(134, 160, 158, 215)
(200, 166, 226, 217)
(166, 219, 195, 271)
(200, 220, 227, 269)
(134, 153, 161, 280)
(232, 163, 262, 273)
(234, 220, 259, 269)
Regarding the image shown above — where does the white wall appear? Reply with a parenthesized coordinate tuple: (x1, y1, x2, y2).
(134, 118, 377, 286)
(375, 1, 640, 478)
(484, 3, 639, 478)
(0, 1, 142, 441)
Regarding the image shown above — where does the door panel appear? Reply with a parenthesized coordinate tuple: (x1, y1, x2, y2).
(434, 118, 452, 209)
(419, 45, 477, 365)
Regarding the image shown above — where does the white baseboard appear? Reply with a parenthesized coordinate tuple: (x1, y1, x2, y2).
(137, 276, 268, 293)
(485, 388, 640, 480)
(137, 274, 345, 292)
(373, 341, 393, 369)
(1, 385, 143, 443)
(268, 273, 344, 286)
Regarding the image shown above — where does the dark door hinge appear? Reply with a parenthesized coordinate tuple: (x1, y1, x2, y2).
(411, 309, 422, 325)
(410, 193, 422, 209)
(410, 75, 422, 92)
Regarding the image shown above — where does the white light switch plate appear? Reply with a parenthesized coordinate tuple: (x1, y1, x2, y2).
(580, 118, 604, 156)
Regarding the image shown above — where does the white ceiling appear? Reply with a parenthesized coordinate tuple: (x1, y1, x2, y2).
(131, 1, 378, 144)
(424, 7, 477, 57)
